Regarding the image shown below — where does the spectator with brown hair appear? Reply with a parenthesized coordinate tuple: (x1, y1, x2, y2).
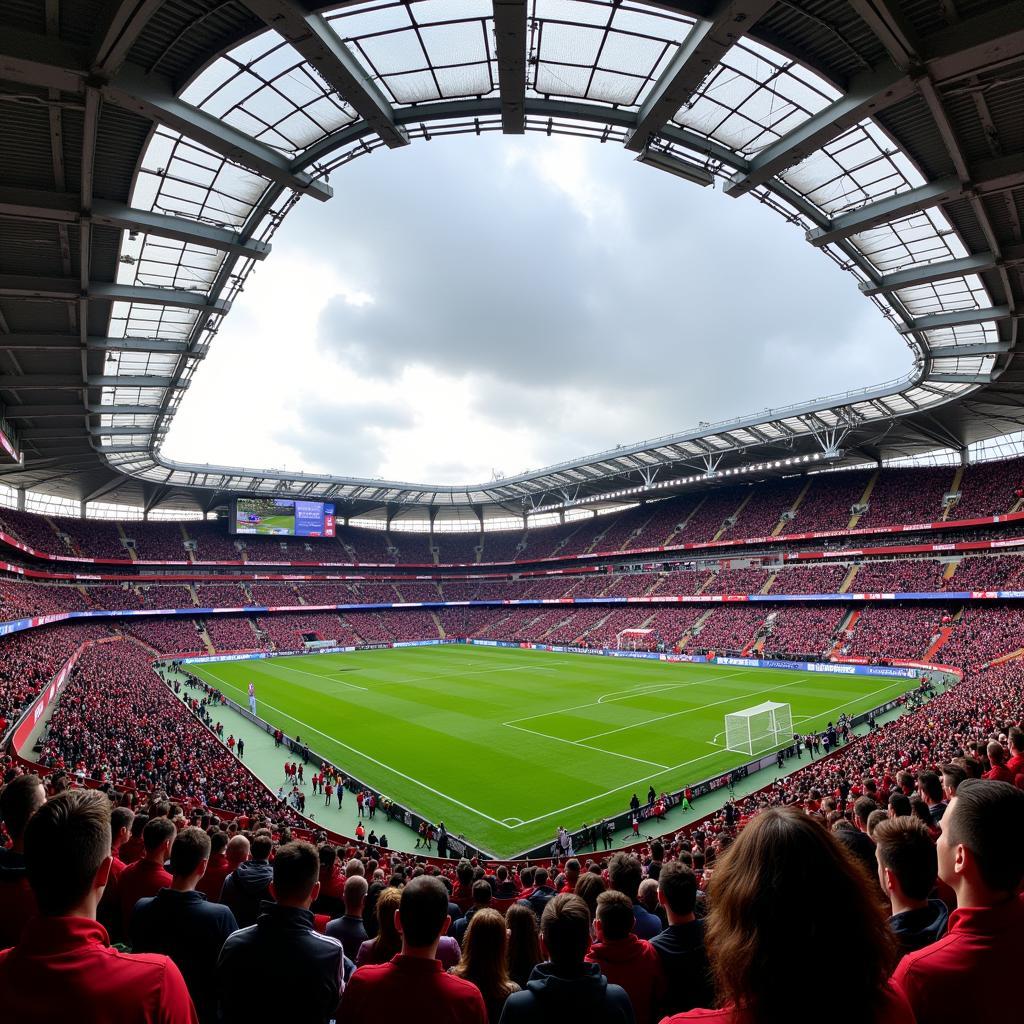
(892, 779, 1024, 1024)
(131, 827, 238, 1023)
(0, 772, 44, 948)
(195, 831, 230, 903)
(340, 875, 486, 1024)
(586, 890, 665, 1024)
(608, 852, 661, 939)
(118, 816, 174, 933)
(873, 817, 948, 953)
(651, 861, 713, 1015)
(504, 902, 542, 989)
(449, 907, 520, 1024)
(498, 893, 633, 1024)
(0, 789, 197, 1023)
(663, 807, 913, 1024)
(217, 841, 345, 1024)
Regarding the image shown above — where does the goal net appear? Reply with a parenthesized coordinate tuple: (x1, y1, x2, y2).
(724, 701, 793, 756)
(616, 628, 656, 650)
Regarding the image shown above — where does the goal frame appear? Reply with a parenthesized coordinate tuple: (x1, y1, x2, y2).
(724, 701, 793, 757)
(615, 627, 656, 651)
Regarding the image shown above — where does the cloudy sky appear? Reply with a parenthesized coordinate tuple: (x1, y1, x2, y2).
(162, 133, 912, 485)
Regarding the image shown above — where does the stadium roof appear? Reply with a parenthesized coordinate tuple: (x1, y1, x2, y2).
(0, 0, 1022, 522)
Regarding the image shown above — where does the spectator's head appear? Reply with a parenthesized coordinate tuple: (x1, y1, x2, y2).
(169, 827, 211, 886)
(853, 796, 876, 831)
(109, 806, 134, 852)
(986, 741, 1007, 767)
(142, 817, 175, 863)
(658, 861, 698, 923)
(563, 858, 580, 885)
(0, 773, 45, 849)
(270, 841, 320, 908)
(471, 878, 492, 909)
(505, 901, 542, 984)
(451, 909, 512, 998)
(24, 790, 112, 917)
(496, 865, 508, 882)
(938, 779, 1024, 902)
(129, 812, 149, 840)
(874, 818, 937, 908)
(343, 874, 368, 916)
(250, 834, 273, 861)
(1008, 726, 1023, 757)
(208, 831, 228, 858)
(345, 857, 364, 878)
(940, 762, 967, 800)
(534, 867, 549, 890)
(705, 808, 895, 1024)
(573, 870, 605, 921)
(608, 852, 643, 900)
(397, 876, 451, 953)
(594, 890, 634, 943)
(539, 893, 591, 969)
(865, 809, 888, 839)
(456, 859, 473, 886)
(638, 877, 659, 912)
(918, 772, 943, 805)
(225, 834, 250, 867)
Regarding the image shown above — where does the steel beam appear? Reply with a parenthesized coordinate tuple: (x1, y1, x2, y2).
(0, 187, 270, 259)
(627, 0, 773, 154)
(87, 404, 163, 415)
(807, 177, 961, 246)
(725, 62, 914, 197)
(0, 26, 88, 92)
(927, 372, 995, 384)
(0, 335, 192, 354)
(492, 0, 528, 134)
(4, 405, 90, 418)
(859, 252, 998, 295)
(105, 66, 332, 201)
(924, 1, 1024, 83)
(927, 341, 1012, 357)
(898, 305, 1012, 333)
(0, 275, 230, 312)
(242, 1, 408, 149)
(91, 0, 166, 76)
(0, 375, 184, 389)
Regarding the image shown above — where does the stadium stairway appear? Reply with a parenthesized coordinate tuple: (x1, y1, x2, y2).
(847, 470, 879, 529)
(942, 466, 966, 520)
(840, 564, 860, 592)
(771, 479, 812, 536)
(430, 611, 446, 638)
(923, 626, 955, 663)
(198, 625, 216, 655)
(713, 491, 754, 542)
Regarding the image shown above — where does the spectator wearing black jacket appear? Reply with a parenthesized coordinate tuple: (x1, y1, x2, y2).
(519, 868, 556, 920)
(651, 862, 713, 1015)
(217, 841, 345, 1024)
(220, 833, 273, 928)
(131, 827, 238, 1023)
(326, 875, 369, 961)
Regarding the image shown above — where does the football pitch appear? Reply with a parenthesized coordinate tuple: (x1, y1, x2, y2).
(188, 645, 912, 856)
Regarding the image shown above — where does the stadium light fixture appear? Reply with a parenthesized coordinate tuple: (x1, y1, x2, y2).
(635, 146, 715, 188)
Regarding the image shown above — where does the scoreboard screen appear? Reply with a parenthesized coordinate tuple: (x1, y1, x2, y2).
(231, 498, 336, 538)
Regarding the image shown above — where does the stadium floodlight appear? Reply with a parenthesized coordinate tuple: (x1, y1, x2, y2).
(724, 701, 793, 757)
(635, 146, 715, 188)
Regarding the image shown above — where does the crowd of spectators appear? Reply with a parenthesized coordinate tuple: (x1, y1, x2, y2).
(120, 618, 207, 656)
(761, 606, 847, 658)
(841, 606, 949, 662)
(686, 606, 768, 654)
(851, 559, 948, 593)
(203, 617, 269, 653)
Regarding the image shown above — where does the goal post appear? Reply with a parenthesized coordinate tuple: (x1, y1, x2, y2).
(724, 701, 793, 756)
(616, 627, 656, 651)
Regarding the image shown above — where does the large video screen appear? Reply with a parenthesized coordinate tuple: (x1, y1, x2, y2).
(231, 498, 336, 538)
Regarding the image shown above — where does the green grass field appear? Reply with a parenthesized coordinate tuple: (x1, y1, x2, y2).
(236, 513, 295, 535)
(189, 645, 912, 856)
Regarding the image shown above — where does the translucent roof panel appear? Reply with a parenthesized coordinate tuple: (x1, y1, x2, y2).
(107, 302, 200, 342)
(672, 36, 838, 157)
(848, 207, 967, 275)
(181, 36, 358, 153)
(894, 273, 990, 319)
(781, 119, 923, 216)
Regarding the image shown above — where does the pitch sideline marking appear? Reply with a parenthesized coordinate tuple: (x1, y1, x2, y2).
(271, 663, 369, 691)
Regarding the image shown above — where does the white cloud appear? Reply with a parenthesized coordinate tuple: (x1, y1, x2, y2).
(162, 133, 910, 485)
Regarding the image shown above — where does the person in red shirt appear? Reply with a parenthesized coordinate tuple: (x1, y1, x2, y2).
(891, 779, 1024, 1024)
(0, 788, 197, 1023)
(119, 813, 149, 865)
(663, 807, 914, 1024)
(118, 817, 174, 933)
(339, 874, 486, 1024)
(1005, 727, 1024, 783)
(195, 831, 231, 903)
(981, 741, 1013, 783)
(0, 772, 45, 948)
(558, 858, 580, 894)
(586, 890, 665, 1024)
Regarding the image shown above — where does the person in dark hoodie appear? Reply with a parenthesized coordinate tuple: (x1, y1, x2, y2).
(220, 833, 273, 928)
(217, 841, 345, 1024)
(873, 817, 948, 953)
(0, 773, 45, 948)
(498, 893, 634, 1024)
(131, 827, 238, 1023)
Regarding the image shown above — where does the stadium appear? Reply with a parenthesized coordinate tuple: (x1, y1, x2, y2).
(0, 2, 1023, 1023)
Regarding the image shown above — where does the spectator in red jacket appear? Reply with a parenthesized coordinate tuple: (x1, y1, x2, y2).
(663, 807, 913, 1024)
(195, 831, 231, 903)
(0, 772, 44, 948)
(118, 816, 174, 932)
(0, 789, 197, 1023)
(981, 741, 1013, 783)
(586, 889, 665, 1024)
(339, 874, 486, 1024)
(892, 779, 1024, 1024)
